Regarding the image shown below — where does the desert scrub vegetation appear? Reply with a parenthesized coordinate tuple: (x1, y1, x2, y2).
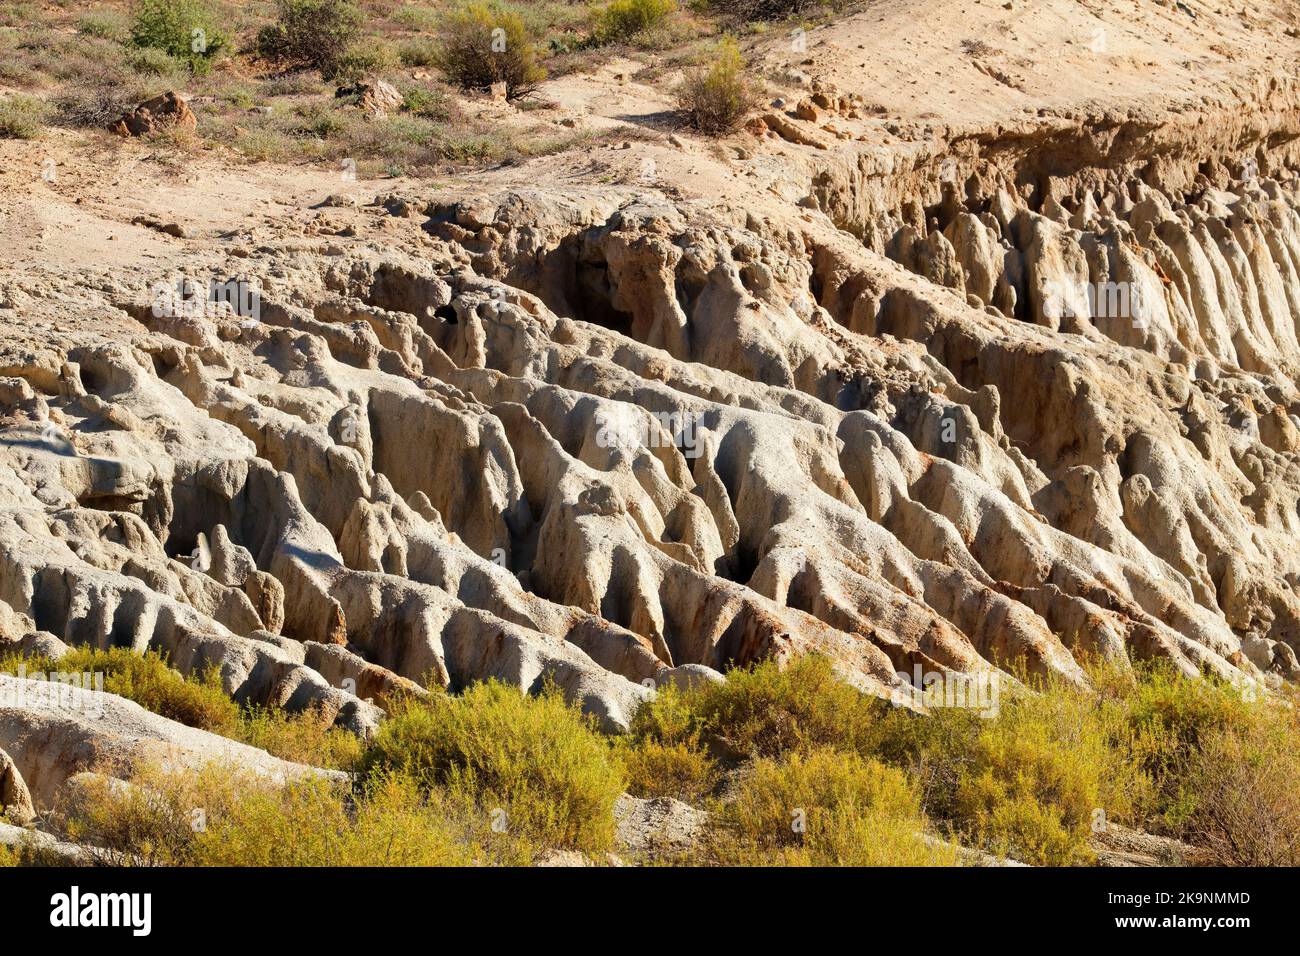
(598, 0, 677, 42)
(0, 93, 50, 138)
(256, 0, 365, 78)
(880, 680, 1150, 866)
(1117, 664, 1300, 864)
(705, 0, 845, 22)
(58, 763, 478, 866)
(674, 36, 758, 134)
(129, 0, 228, 74)
(435, 2, 546, 100)
(0, 646, 237, 731)
(634, 654, 884, 761)
(621, 654, 1300, 866)
(358, 681, 625, 854)
(11, 644, 1300, 867)
(623, 658, 958, 865)
(77, 9, 131, 41)
(705, 748, 958, 866)
(0, 645, 361, 771)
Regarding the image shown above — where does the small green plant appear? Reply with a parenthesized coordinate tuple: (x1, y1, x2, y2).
(398, 37, 440, 67)
(127, 46, 186, 77)
(402, 86, 453, 121)
(256, 0, 364, 79)
(0, 93, 50, 139)
(129, 0, 227, 74)
(674, 37, 757, 134)
(358, 681, 625, 853)
(392, 3, 442, 30)
(435, 2, 546, 101)
(599, 0, 676, 42)
(78, 10, 130, 40)
(329, 45, 399, 84)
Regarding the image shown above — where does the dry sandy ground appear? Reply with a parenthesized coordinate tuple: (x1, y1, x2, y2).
(3, 0, 1296, 286)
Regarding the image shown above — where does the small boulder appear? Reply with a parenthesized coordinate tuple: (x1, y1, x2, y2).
(112, 91, 196, 137)
(337, 78, 403, 118)
(0, 746, 35, 826)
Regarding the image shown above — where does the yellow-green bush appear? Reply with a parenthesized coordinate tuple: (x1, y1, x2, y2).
(1180, 712, 1300, 865)
(642, 656, 884, 761)
(358, 681, 625, 853)
(673, 37, 757, 134)
(233, 704, 364, 771)
(0, 646, 359, 770)
(1121, 664, 1257, 827)
(60, 764, 475, 866)
(0, 94, 50, 139)
(80, 648, 238, 732)
(435, 3, 546, 100)
(621, 738, 717, 803)
(599, 0, 676, 42)
(875, 671, 1151, 865)
(706, 747, 957, 866)
(4, 647, 239, 732)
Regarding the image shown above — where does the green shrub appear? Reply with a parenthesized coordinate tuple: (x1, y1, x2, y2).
(256, 0, 364, 79)
(1121, 664, 1256, 827)
(23, 647, 241, 732)
(0, 93, 50, 139)
(127, 46, 186, 77)
(947, 698, 1115, 866)
(231, 125, 295, 162)
(329, 44, 399, 84)
(435, 2, 546, 101)
(398, 37, 440, 67)
(129, 0, 227, 73)
(706, 748, 956, 865)
(599, 0, 676, 41)
(292, 100, 355, 138)
(78, 10, 130, 40)
(358, 681, 624, 853)
(402, 86, 454, 120)
(1, 645, 359, 770)
(674, 37, 757, 134)
(392, 3, 441, 30)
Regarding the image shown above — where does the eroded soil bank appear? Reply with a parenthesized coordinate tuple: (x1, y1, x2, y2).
(2, 0, 1300, 826)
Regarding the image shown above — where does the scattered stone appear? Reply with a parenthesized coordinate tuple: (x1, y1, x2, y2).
(111, 91, 196, 137)
(336, 78, 403, 118)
